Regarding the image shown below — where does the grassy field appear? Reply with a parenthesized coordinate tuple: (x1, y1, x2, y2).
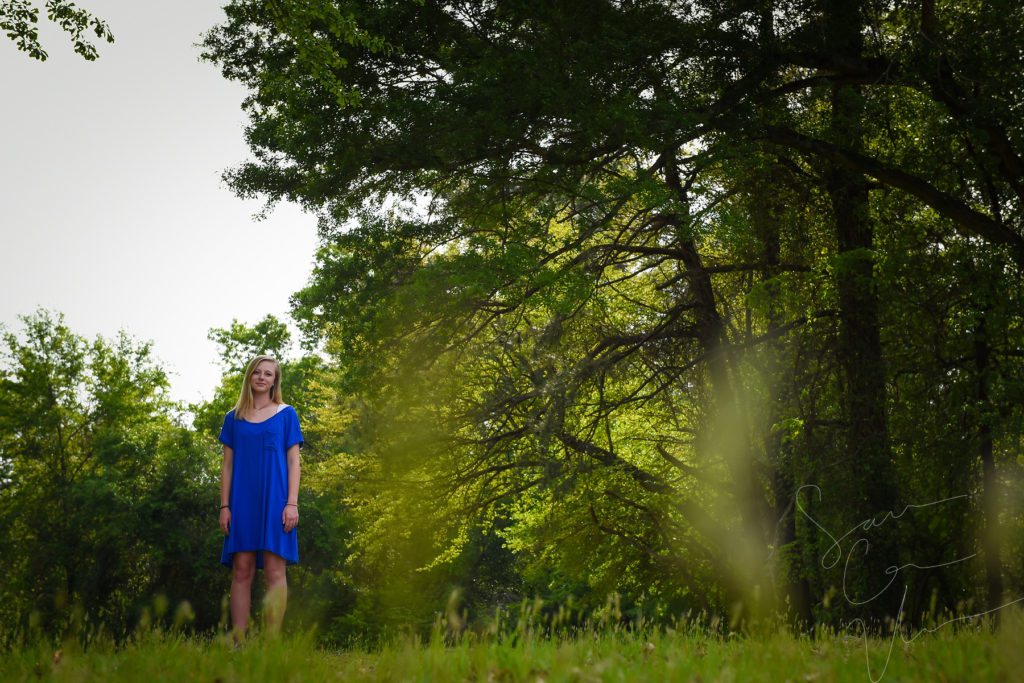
(3, 610, 1022, 682)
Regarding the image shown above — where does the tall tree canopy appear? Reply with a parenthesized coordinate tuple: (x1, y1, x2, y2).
(202, 0, 1024, 629)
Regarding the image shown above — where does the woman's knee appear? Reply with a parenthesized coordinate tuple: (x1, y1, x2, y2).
(263, 553, 287, 586)
(232, 553, 256, 583)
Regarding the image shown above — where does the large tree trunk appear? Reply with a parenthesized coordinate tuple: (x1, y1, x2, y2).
(663, 153, 775, 620)
(823, 0, 901, 625)
(676, 235, 777, 621)
(742, 159, 814, 627)
(975, 310, 1004, 616)
(762, 196, 814, 627)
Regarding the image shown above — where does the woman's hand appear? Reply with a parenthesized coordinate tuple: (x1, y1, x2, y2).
(282, 504, 298, 533)
(220, 507, 231, 535)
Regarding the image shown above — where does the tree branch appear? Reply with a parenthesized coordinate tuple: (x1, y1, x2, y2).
(763, 126, 1024, 266)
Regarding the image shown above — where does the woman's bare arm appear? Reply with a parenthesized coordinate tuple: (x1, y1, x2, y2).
(282, 443, 300, 533)
(219, 444, 233, 534)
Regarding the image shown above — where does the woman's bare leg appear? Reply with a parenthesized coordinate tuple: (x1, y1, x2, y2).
(263, 551, 288, 635)
(230, 551, 257, 641)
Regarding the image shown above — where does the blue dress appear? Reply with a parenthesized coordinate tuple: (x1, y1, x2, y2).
(220, 404, 304, 568)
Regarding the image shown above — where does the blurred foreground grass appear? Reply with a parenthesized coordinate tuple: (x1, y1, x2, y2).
(3, 607, 1022, 682)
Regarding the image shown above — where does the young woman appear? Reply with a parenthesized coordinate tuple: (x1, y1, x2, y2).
(218, 354, 303, 639)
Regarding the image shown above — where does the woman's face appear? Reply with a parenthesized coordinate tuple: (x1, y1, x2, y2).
(250, 360, 277, 395)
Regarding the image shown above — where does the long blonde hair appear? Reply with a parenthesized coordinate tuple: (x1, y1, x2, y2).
(233, 354, 283, 420)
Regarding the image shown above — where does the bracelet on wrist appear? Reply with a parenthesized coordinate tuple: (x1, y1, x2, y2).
(285, 503, 298, 508)
(219, 505, 230, 510)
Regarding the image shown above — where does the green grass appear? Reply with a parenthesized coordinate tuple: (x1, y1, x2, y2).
(3, 610, 1022, 682)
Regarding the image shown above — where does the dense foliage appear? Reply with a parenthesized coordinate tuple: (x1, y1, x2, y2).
(0, 311, 220, 636)
(200, 0, 1024, 634)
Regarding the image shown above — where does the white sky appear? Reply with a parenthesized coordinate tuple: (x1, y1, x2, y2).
(0, 1, 321, 406)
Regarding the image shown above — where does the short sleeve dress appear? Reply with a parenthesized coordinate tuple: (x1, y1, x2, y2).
(219, 404, 304, 568)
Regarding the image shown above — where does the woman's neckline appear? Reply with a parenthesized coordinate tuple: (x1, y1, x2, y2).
(242, 403, 288, 424)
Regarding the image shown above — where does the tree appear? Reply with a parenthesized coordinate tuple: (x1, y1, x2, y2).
(0, 310, 221, 636)
(2, 1, 113, 61)
(203, 0, 1024, 629)
(207, 314, 293, 373)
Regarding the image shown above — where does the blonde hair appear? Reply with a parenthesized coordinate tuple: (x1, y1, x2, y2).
(233, 354, 283, 420)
